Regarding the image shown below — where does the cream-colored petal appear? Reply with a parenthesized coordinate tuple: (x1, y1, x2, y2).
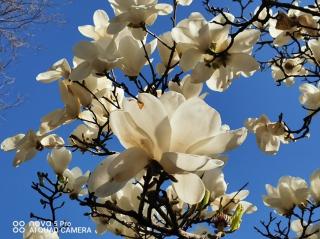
(160, 152, 223, 174)
(170, 97, 222, 152)
(108, 147, 150, 182)
(124, 93, 171, 159)
(110, 110, 154, 154)
(159, 91, 185, 119)
(36, 70, 63, 83)
(187, 128, 247, 155)
(1, 134, 25, 151)
(173, 173, 205, 205)
(88, 154, 127, 197)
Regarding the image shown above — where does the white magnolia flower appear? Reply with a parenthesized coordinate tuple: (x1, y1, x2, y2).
(117, 35, 157, 76)
(168, 75, 203, 99)
(47, 147, 72, 175)
(89, 91, 247, 204)
(263, 176, 309, 215)
(63, 167, 90, 197)
(299, 83, 320, 110)
(78, 10, 111, 41)
(156, 32, 180, 75)
(24, 221, 59, 239)
(39, 80, 90, 134)
(1, 130, 64, 166)
(310, 169, 320, 205)
(71, 41, 119, 81)
(69, 124, 99, 148)
(211, 190, 257, 215)
(36, 58, 71, 83)
(271, 58, 307, 86)
(269, 9, 318, 46)
(107, 0, 173, 40)
(245, 115, 291, 155)
(291, 220, 320, 239)
(172, 12, 260, 92)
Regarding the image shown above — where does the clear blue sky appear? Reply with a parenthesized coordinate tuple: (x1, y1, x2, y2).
(0, 1, 319, 238)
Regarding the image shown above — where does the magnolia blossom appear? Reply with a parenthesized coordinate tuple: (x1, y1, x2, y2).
(47, 147, 72, 175)
(36, 58, 71, 83)
(263, 176, 309, 215)
(24, 221, 59, 239)
(211, 190, 257, 215)
(78, 10, 111, 41)
(89, 91, 247, 204)
(299, 83, 320, 110)
(63, 167, 90, 197)
(271, 58, 307, 86)
(107, 0, 173, 40)
(172, 12, 260, 92)
(72, 41, 119, 81)
(269, 9, 318, 46)
(310, 169, 320, 205)
(245, 115, 291, 155)
(69, 124, 99, 148)
(168, 75, 203, 99)
(1, 130, 64, 166)
(291, 220, 320, 239)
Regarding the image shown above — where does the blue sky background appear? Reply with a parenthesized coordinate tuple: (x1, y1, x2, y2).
(0, 1, 319, 238)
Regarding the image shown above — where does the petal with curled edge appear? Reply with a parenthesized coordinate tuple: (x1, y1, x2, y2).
(88, 154, 127, 198)
(1, 134, 25, 151)
(187, 128, 247, 155)
(108, 147, 150, 182)
(160, 152, 223, 174)
(173, 173, 205, 205)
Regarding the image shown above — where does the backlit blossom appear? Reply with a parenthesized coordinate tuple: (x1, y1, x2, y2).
(263, 176, 309, 215)
(269, 9, 318, 46)
(1, 130, 64, 166)
(271, 58, 307, 86)
(63, 167, 90, 197)
(299, 83, 320, 110)
(245, 115, 292, 155)
(211, 190, 257, 215)
(36, 58, 71, 83)
(47, 147, 72, 175)
(88, 91, 247, 204)
(172, 12, 260, 92)
(107, 0, 173, 40)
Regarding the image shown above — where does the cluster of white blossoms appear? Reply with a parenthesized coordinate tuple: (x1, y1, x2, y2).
(263, 169, 320, 215)
(2, 0, 320, 238)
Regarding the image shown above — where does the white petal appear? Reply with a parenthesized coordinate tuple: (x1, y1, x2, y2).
(170, 97, 222, 152)
(108, 147, 150, 182)
(88, 154, 127, 197)
(187, 128, 248, 155)
(173, 173, 205, 204)
(228, 53, 260, 77)
(161, 152, 223, 174)
(179, 48, 203, 71)
(1, 134, 25, 151)
(36, 70, 63, 83)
